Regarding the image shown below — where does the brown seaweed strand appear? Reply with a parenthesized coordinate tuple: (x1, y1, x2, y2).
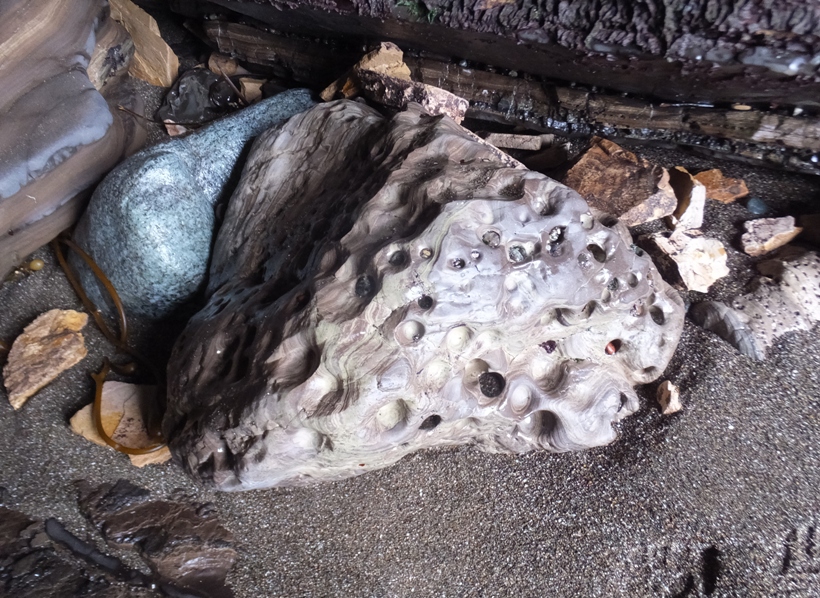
(91, 359, 165, 455)
(52, 236, 167, 454)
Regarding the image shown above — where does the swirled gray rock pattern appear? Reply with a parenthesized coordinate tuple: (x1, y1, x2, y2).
(72, 89, 316, 319)
(165, 100, 685, 491)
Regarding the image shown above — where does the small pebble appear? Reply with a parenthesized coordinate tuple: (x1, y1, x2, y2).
(417, 295, 434, 310)
(478, 372, 506, 398)
(28, 258, 45, 271)
(746, 197, 771, 215)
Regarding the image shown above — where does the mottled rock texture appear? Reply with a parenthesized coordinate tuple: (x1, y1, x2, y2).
(0, 0, 139, 279)
(165, 101, 684, 491)
(73, 89, 316, 319)
(691, 246, 820, 360)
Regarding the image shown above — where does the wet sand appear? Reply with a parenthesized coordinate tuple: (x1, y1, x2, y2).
(1, 136, 820, 596)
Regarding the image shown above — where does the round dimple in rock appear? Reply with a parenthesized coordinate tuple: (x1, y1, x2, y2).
(631, 244, 645, 257)
(508, 245, 527, 263)
(540, 340, 557, 353)
(482, 230, 501, 248)
(509, 386, 531, 414)
(626, 272, 639, 287)
(419, 247, 433, 259)
(397, 320, 425, 344)
(608, 278, 619, 291)
(451, 257, 466, 269)
(470, 250, 481, 260)
(548, 226, 565, 243)
(355, 274, 376, 297)
(649, 306, 665, 325)
(417, 295, 434, 310)
(479, 372, 506, 398)
(389, 250, 408, 267)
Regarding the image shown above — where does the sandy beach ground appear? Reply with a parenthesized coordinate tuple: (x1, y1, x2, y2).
(2, 117, 820, 597)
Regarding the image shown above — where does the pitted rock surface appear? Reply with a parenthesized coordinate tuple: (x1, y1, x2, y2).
(691, 246, 820, 360)
(165, 100, 685, 491)
(72, 89, 316, 319)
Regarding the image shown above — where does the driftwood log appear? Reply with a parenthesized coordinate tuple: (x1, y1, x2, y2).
(179, 0, 820, 108)
(193, 19, 820, 175)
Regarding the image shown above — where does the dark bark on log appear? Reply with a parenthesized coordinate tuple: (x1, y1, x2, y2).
(198, 20, 820, 175)
(194, 0, 820, 107)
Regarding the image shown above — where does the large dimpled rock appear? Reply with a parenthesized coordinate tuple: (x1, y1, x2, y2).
(165, 100, 684, 491)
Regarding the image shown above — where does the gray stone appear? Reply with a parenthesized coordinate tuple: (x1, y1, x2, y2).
(164, 100, 685, 491)
(72, 89, 316, 319)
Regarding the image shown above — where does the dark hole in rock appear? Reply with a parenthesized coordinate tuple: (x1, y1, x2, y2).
(508, 245, 527, 263)
(355, 274, 376, 297)
(419, 414, 442, 430)
(389, 250, 408, 267)
(548, 226, 565, 243)
(631, 243, 645, 257)
(605, 339, 622, 355)
(587, 244, 607, 263)
(599, 214, 618, 227)
(418, 295, 434, 310)
(540, 340, 557, 353)
(478, 372, 506, 397)
(482, 230, 501, 248)
(451, 257, 466, 269)
(608, 277, 619, 291)
(536, 410, 558, 439)
(649, 305, 665, 325)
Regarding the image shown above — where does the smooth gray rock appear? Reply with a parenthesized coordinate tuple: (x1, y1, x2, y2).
(72, 89, 316, 319)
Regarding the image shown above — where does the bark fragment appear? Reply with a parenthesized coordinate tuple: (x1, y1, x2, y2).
(3, 310, 88, 410)
(563, 137, 676, 227)
(741, 216, 803, 257)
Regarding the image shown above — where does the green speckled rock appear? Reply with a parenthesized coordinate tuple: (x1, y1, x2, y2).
(73, 89, 315, 319)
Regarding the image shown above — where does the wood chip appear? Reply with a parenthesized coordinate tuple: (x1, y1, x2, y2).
(3, 310, 88, 409)
(69, 381, 171, 467)
(666, 167, 706, 230)
(693, 168, 749, 203)
(657, 381, 682, 414)
(321, 42, 411, 101)
(208, 52, 250, 77)
(482, 133, 543, 151)
(239, 77, 266, 103)
(647, 230, 730, 293)
(109, 0, 179, 87)
(563, 137, 677, 226)
(741, 216, 803, 256)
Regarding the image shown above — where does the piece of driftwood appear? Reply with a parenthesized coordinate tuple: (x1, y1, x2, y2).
(563, 137, 677, 227)
(183, 0, 820, 108)
(110, 0, 180, 87)
(0, 0, 142, 279)
(197, 20, 820, 175)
